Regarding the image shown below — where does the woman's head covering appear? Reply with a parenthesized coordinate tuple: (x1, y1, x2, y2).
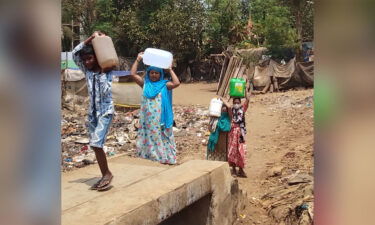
(143, 66, 174, 128)
(143, 66, 168, 98)
(145, 66, 164, 82)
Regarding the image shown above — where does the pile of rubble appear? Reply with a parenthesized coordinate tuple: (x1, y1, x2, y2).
(264, 90, 313, 225)
(173, 107, 210, 162)
(61, 105, 210, 171)
(240, 89, 314, 225)
(257, 169, 314, 225)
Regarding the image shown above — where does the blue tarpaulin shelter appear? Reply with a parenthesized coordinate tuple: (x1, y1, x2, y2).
(61, 52, 79, 69)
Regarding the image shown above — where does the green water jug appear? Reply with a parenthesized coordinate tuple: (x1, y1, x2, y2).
(229, 78, 246, 97)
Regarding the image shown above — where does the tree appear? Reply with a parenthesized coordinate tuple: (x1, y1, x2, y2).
(149, 0, 206, 62)
(91, 0, 117, 37)
(204, 0, 248, 54)
(61, 26, 74, 52)
(116, 0, 206, 62)
(240, 0, 251, 20)
(250, 0, 298, 59)
(62, 0, 99, 52)
(61, 0, 312, 66)
(280, 0, 314, 59)
(302, 0, 314, 42)
(62, 0, 97, 36)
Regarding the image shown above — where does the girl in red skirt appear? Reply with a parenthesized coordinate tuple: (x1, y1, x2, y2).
(227, 92, 249, 177)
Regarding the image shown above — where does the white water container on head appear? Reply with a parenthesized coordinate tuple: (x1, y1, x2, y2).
(209, 98, 223, 117)
(143, 48, 173, 69)
(92, 35, 119, 71)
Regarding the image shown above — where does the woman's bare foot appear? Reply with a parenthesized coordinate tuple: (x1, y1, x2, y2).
(231, 166, 237, 177)
(238, 168, 247, 178)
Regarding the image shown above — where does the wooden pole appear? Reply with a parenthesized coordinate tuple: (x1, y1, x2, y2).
(71, 19, 74, 51)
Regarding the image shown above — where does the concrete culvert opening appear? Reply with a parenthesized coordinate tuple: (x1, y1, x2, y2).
(159, 193, 213, 225)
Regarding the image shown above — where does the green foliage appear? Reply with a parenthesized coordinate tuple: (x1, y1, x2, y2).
(250, 0, 298, 59)
(236, 40, 257, 49)
(278, 0, 314, 60)
(149, 0, 206, 61)
(302, 1, 314, 41)
(279, 0, 314, 41)
(61, 0, 79, 24)
(92, 0, 117, 37)
(205, 0, 248, 53)
(61, 0, 313, 62)
(61, 26, 73, 52)
(116, 0, 206, 62)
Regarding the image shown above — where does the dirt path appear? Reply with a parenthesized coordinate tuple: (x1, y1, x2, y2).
(173, 83, 285, 224)
(173, 82, 218, 105)
(173, 83, 313, 224)
(234, 101, 280, 224)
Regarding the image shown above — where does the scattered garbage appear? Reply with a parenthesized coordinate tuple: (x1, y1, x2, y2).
(233, 89, 314, 225)
(80, 145, 89, 153)
(129, 132, 137, 140)
(287, 172, 313, 185)
(103, 146, 116, 156)
(61, 104, 210, 171)
(82, 159, 95, 165)
(64, 158, 72, 163)
(260, 182, 313, 225)
(73, 155, 85, 163)
(268, 166, 284, 177)
(284, 152, 296, 158)
(74, 137, 89, 144)
(173, 127, 180, 132)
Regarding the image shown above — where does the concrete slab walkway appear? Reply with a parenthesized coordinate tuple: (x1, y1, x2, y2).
(62, 157, 243, 225)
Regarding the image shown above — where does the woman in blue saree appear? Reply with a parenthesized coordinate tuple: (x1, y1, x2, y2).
(130, 52, 180, 164)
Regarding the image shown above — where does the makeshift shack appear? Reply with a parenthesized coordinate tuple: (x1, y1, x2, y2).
(216, 48, 314, 96)
(61, 52, 143, 109)
(112, 71, 143, 108)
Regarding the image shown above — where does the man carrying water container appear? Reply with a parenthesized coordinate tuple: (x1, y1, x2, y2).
(72, 31, 116, 191)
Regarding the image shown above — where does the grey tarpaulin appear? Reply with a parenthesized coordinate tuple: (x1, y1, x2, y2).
(270, 57, 296, 78)
(278, 61, 314, 89)
(253, 64, 272, 87)
(62, 69, 85, 82)
(251, 58, 314, 89)
(61, 69, 87, 97)
(112, 82, 142, 107)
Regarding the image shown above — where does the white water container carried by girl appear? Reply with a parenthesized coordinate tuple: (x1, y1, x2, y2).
(209, 98, 223, 117)
(92, 35, 119, 70)
(143, 48, 173, 69)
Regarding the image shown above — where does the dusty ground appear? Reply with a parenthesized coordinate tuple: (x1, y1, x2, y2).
(175, 83, 314, 225)
(173, 82, 218, 106)
(61, 82, 313, 224)
(234, 90, 313, 225)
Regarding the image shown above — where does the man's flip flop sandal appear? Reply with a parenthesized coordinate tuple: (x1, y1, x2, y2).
(90, 179, 103, 190)
(97, 176, 113, 192)
(97, 184, 113, 192)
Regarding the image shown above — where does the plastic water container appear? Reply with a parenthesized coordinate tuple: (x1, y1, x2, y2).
(229, 78, 246, 98)
(209, 98, 223, 117)
(143, 48, 173, 69)
(92, 35, 119, 70)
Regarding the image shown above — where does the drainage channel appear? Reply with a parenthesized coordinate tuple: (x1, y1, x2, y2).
(159, 193, 213, 225)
